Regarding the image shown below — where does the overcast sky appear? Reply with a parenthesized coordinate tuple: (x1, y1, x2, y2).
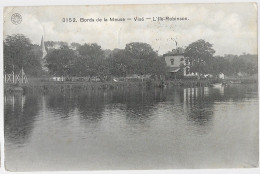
(3, 3, 257, 56)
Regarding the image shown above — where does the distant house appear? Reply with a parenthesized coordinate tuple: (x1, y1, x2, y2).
(163, 48, 191, 79)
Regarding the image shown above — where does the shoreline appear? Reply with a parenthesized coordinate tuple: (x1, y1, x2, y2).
(4, 78, 257, 94)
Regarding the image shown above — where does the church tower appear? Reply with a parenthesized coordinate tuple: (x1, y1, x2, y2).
(40, 36, 48, 72)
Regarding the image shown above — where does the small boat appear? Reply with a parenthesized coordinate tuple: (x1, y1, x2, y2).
(211, 83, 222, 88)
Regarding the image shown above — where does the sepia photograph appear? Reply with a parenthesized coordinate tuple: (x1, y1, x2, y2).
(2, 3, 259, 171)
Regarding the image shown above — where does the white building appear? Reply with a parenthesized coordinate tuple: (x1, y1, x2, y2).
(163, 47, 190, 78)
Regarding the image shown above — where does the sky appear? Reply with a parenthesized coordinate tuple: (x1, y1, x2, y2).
(3, 3, 258, 56)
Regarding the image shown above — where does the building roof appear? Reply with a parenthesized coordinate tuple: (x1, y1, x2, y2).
(168, 67, 180, 73)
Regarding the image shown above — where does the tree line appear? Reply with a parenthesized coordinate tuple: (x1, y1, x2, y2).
(45, 42, 167, 81)
(4, 34, 257, 80)
(184, 39, 257, 77)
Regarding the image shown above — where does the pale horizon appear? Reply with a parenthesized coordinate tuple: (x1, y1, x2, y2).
(3, 3, 258, 56)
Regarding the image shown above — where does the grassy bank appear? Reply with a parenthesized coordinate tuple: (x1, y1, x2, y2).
(4, 77, 257, 94)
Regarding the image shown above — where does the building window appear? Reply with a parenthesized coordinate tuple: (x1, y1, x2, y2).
(170, 58, 174, 65)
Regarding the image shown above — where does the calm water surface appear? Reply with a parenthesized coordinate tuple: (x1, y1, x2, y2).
(4, 84, 259, 171)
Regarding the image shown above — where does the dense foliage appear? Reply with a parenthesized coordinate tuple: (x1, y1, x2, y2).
(4, 34, 257, 80)
(4, 34, 43, 76)
(44, 41, 166, 80)
(184, 39, 215, 75)
(184, 39, 257, 77)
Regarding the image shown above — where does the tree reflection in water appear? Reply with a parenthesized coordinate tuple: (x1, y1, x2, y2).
(5, 93, 40, 145)
(4, 84, 258, 145)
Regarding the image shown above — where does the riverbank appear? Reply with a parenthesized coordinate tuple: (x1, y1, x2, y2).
(4, 77, 257, 94)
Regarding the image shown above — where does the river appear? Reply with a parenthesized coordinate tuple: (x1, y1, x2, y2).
(4, 84, 259, 171)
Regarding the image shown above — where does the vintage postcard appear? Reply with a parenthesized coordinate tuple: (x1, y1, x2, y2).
(3, 3, 258, 171)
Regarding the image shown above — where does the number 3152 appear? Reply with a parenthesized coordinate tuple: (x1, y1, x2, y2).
(62, 18, 77, 22)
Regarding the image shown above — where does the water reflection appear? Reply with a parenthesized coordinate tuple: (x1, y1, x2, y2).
(5, 85, 258, 144)
(183, 87, 214, 128)
(5, 93, 40, 145)
(4, 84, 258, 170)
(77, 90, 106, 123)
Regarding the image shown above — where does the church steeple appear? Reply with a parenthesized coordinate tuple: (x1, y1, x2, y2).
(41, 36, 47, 59)
(40, 36, 48, 72)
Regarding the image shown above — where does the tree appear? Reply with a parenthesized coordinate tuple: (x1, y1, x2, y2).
(208, 54, 257, 77)
(125, 42, 157, 60)
(150, 56, 167, 79)
(76, 43, 107, 79)
(70, 42, 81, 50)
(4, 34, 43, 76)
(208, 56, 230, 76)
(96, 59, 111, 81)
(45, 46, 77, 76)
(108, 49, 133, 77)
(77, 43, 104, 60)
(124, 42, 163, 77)
(185, 39, 215, 75)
